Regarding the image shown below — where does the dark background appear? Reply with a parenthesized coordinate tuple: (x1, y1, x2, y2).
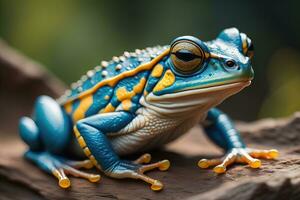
(0, 0, 299, 121)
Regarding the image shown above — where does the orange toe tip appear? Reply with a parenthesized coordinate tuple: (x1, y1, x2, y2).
(268, 149, 279, 159)
(159, 160, 170, 171)
(151, 180, 163, 191)
(89, 174, 101, 183)
(59, 178, 71, 189)
(198, 159, 209, 169)
(250, 159, 261, 168)
(214, 166, 226, 174)
(144, 154, 152, 163)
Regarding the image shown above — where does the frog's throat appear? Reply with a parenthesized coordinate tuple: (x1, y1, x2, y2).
(60, 48, 170, 105)
(141, 81, 250, 116)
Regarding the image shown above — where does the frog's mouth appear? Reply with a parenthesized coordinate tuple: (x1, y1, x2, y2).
(142, 80, 251, 115)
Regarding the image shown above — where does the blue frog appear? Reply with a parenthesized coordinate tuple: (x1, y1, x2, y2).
(19, 28, 278, 191)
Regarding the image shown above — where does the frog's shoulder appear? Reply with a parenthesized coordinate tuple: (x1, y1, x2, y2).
(57, 45, 169, 105)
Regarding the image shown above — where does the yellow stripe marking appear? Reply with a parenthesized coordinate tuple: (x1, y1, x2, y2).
(242, 41, 247, 54)
(72, 95, 93, 122)
(102, 103, 115, 113)
(77, 136, 87, 148)
(240, 33, 248, 54)
(61, 49, 170, 105)
(74, 126, 81, 138)
(122, 99, 132, 111)
(64, 102, 73, 113)
(116, 77, 146, 103)
(151, 64, 164, 78)
(153, 69, 175, 92)
(115, 77, 146, 111)
(133, 77, 146, 94)
(83, 147, 92, 156)
(116, 87, 135, 102)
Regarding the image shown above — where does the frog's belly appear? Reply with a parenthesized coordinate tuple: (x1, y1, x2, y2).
(109, 110, 206, 155)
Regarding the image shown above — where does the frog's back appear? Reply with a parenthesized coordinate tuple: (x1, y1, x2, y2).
(58, 46, 169, 123)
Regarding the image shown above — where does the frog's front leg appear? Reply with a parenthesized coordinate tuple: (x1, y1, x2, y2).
(19, 96, 100, 188)
(198, 108, 279, 173)
(74, 111, 170, 191)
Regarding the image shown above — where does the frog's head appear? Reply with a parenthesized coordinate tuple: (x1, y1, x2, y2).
(144, 28, 254, 115)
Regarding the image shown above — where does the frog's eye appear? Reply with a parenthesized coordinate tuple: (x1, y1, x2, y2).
(170, 40, 205, 74)
(225, 59, 236, 68)
(240, 33, 254, 59)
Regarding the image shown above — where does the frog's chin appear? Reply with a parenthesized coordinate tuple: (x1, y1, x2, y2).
(141, 81, 251, 116)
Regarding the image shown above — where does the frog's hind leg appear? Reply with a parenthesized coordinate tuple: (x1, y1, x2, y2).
(19, 95, 71, 153)
(19, 95, 100, 188)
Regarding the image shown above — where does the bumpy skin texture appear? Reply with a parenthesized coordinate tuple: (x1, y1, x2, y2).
(19, 28, 278, 191)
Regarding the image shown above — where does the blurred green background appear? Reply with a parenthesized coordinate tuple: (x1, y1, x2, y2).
(0, 0, 299, 121)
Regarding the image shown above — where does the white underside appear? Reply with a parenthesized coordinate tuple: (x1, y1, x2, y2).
(109, 81, 250, 155)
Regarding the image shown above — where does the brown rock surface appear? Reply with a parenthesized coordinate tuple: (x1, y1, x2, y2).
(1, 39, 300, 200)
(1, 116, 300, 200)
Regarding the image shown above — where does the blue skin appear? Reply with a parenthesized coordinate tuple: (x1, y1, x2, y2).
(19, 28, 265, 189)
(205, 108, 245, 150)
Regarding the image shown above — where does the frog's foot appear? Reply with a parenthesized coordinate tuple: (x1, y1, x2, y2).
(106, 156, 170, 191)
(65, 159, 94, 169)
(198, 148, 279, 174)
(25, 151, 101, 189)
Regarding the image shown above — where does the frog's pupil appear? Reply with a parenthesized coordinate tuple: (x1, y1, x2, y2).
(174, 50, 200, 62)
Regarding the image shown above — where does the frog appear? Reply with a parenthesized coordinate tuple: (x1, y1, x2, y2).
(19, 27, 278, 191)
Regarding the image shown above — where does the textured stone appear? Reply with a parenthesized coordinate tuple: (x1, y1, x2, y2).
(1, 113, 300, 200)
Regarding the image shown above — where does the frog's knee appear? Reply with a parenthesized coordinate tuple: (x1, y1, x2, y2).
(34, 95, 58, 112)
(33, 95, 71, 153)
(19, 117, 42, 150)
